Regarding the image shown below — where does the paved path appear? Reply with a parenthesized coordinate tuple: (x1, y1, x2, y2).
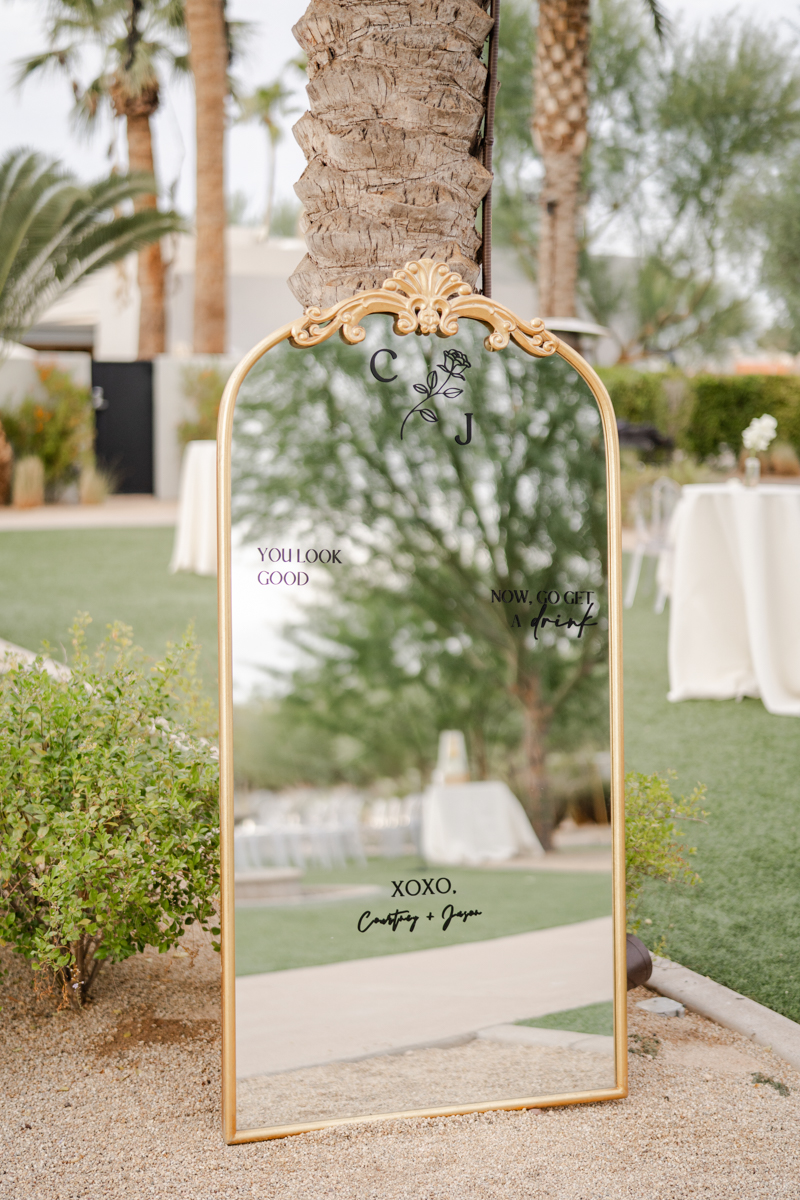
(492, 849, 611, 872)
(235, 916, 613, 1078)
(0, 495, 177, 531)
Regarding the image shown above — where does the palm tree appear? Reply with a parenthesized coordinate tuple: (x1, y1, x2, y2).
(0, 149, 183, 348)
(533, 0, 668, 321)
(237, 79, 295, 240)
(185, 0, 228, 353)
(288, 0, 495, 309)
(19, 0, 188, 359)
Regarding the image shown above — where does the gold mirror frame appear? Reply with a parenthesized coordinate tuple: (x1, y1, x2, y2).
(216, 259, 627, 1144)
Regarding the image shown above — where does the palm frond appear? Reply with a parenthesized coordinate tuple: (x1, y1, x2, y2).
(641, 0, 670, 44)
(17, 0, 188, 110)
(0, 149, 185, 345)
(14, 46, 81, 87)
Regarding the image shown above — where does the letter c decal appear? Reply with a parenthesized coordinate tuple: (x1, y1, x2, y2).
(370, 348, 398, 383)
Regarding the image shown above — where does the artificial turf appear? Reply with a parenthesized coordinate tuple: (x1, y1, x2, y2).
(624, 578, 800, 1023)
(1, 527, 798, 1020)
(0, 527, 218, 689)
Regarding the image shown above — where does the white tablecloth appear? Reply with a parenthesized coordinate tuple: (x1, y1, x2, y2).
(170, 440, 217, 576)
(667, 481, 800, 715)
(422, 781, 543, 865)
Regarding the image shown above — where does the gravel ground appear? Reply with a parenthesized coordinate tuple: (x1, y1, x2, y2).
(1, 932, 799, 1199)
(237, 1040, 615, 1130)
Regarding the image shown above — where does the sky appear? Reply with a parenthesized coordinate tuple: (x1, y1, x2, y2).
(1, 0, 799, 224)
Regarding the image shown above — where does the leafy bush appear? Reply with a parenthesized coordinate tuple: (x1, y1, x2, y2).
(598, 368, 697, 447)
(0, 366, 93, 492)
(178, 365, 229, 446)
(625, 770, 706, 933)
(598, 368, 671, 429)
(684, 374, 800, 460)
(600, 369, 800, 463)
(0, 616, 219, 1006)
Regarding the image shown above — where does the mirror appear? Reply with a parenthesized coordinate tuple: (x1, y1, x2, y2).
(218, 264, 625, 1141)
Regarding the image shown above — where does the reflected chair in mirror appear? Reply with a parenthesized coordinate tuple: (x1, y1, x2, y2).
(624, 477, 682, 613)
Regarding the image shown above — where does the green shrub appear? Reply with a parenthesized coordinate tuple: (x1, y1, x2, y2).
(599, 369, 800, 461)
(625, 770, 706, 933)
(0, 366, 93, 492)
(178, 365, 229, 446)
(598, 368, 670, 429)
(684, 374, 800, 460)
(598, 368, 697, 447)
(0, 616, 219, 1006)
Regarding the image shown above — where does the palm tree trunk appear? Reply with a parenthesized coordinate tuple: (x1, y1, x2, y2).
(126, 110, 166, 359)
(532, 0, 590, 319)
(289, 0, 494, 309)
(185, 0, 227, 354)
(264, 131, 277, 239)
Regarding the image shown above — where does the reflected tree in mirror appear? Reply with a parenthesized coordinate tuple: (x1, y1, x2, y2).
(231, 319, 608, 847)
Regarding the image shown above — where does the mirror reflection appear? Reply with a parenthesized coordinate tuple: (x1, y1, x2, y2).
(227, 315, 616, 1131)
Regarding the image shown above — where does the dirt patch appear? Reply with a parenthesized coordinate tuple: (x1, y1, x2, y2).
(667, 1041, 765, 1074)
(95, 1007, 217, 1057)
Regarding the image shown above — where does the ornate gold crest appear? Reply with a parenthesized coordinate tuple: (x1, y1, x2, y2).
(290, 258, 558, 357)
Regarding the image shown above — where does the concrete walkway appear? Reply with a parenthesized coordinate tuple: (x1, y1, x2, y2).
(0, 495, 177, 531)
(235, 916, 614, 1078)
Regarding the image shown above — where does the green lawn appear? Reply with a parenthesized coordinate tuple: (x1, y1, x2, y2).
(624, 578, 800, 1022)
(234, 857, 612, 975)
(0, 528, 218, 690)
(1, 528, 798, 1021)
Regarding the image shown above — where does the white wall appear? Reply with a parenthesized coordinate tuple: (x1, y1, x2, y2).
(31, 230, 306, 363)
(0, 349, 92, 410)
(153, 355, 238, 500)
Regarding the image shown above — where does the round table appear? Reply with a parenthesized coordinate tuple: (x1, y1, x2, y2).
(421, 781, 543, 865)
(170, 440, 217, 576)
(665, 480, 800, 716)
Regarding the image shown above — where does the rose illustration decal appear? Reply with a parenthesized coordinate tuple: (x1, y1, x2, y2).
(401, 348, 472, 440)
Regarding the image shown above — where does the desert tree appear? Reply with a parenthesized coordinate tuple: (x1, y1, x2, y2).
(230, 318, 608, 846)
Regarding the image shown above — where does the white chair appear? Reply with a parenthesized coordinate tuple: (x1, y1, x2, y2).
(366, 798, 407, 858)
(331, 794, 368, 865)
(624, 477, 682, 613)
(402, 794, 423, 855)
(303, 798, 346, 869)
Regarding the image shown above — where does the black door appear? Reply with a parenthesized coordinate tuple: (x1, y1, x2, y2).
(92, 361, 154, 494)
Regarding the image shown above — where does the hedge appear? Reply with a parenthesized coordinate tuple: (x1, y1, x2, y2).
(598, 367, 800, 459)
(597, 368, 670, 430)
(682, 374, 800, 460)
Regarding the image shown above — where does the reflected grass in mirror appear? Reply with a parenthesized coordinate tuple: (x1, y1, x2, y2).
(516, 1001, 614, 1037)
(234, 860, 613, 975)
